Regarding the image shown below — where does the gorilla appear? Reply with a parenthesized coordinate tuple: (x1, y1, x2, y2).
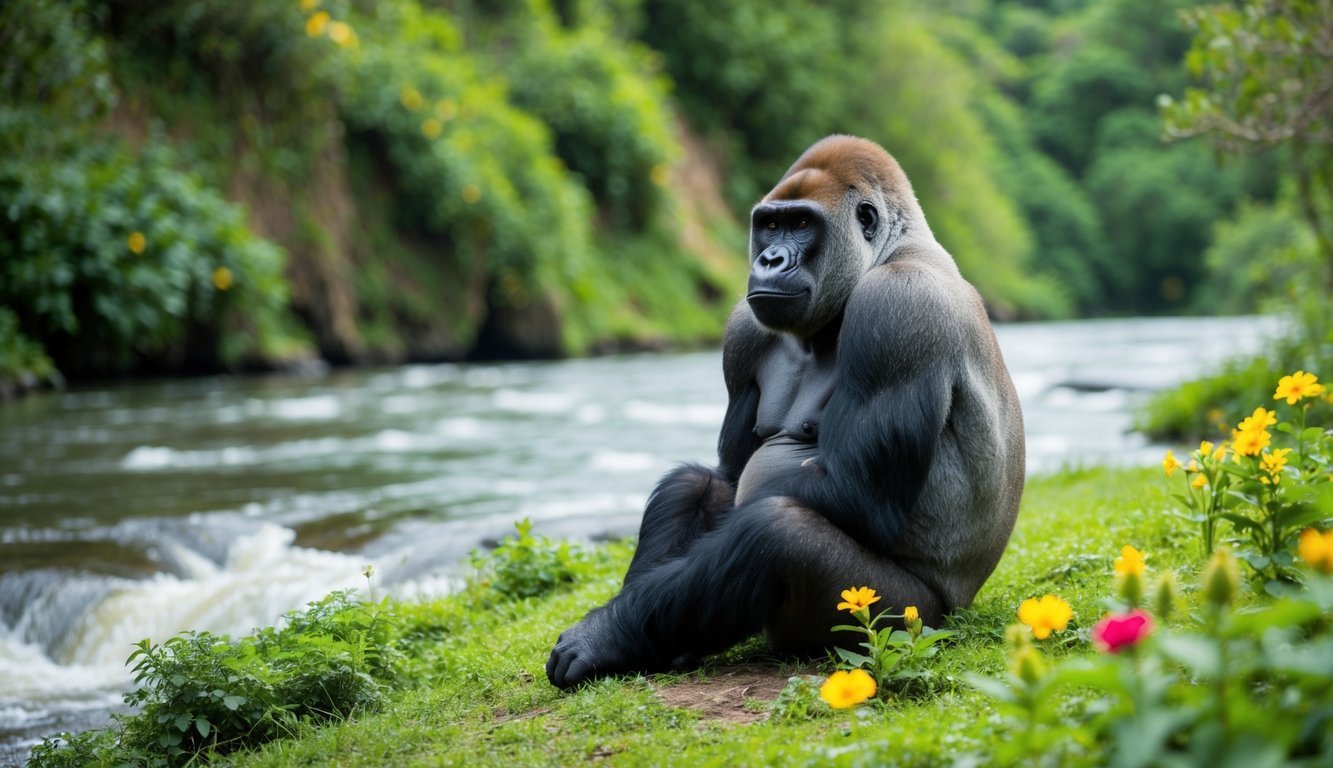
(547, 135, 1025, 689)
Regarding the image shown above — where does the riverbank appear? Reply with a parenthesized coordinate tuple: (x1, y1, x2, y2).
(23, 466, 1187, 767)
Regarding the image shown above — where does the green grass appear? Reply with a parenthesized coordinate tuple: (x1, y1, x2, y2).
(209, 466, 1197, 768)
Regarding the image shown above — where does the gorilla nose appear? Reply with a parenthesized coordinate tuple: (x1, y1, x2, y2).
(754, 245, 794, 275)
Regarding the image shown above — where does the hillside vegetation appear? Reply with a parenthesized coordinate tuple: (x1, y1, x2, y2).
(0, 0, 1297, 388)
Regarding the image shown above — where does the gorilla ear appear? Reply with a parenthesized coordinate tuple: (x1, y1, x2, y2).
(856, 202, 879, 241)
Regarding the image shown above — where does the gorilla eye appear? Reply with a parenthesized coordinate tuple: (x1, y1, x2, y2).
(795, 218, 808, 229)
(766, 220, 778, 231)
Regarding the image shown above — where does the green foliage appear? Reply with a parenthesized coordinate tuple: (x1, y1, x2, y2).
(1195, 199, 1321, 314)
(469, 518, 596, 600)
(0, 0, 114, 126)
(0, 138, 294, 374)
(1163, 383, 1332, 588)
(503, 19, 677, 230)
(972, 555, 1333, 767)
(341, 2, 595, 308)
(634, 0, 845, 204)
(769, 675, 834, 722)
(27, 591, 409, 768)
(0, 308, 58, 390)
(1084, 140, 1249, 311)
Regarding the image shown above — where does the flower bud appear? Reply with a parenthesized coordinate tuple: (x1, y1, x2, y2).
(1010, 644, 1046, 685)
(903, 605, 922, 638)
(1005, 623, 1033, 653)
(1153, 570, 1177, 622)
(1117, 571, 1144, 608)
(1202, 549, 1239, 610)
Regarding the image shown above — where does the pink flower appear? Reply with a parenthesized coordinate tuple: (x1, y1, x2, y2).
(1091, 609, 1153, 653)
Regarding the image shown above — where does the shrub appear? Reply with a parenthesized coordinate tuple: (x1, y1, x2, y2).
(0, 139, 294, 374)
(469, 518, 596, 600)
(27, 591, 406, 768)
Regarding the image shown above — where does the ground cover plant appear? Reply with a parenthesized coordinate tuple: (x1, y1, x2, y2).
(28, 371, 1333, 767)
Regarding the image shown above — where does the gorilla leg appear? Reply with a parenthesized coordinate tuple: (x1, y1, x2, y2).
(546, 495, 943, 689)
(622, 463, 735, 588)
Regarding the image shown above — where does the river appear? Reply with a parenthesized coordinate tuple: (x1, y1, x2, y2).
(0, 315, 1281, 763)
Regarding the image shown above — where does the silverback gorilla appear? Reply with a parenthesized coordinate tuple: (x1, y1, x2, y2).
(546, 135, 1025, 689)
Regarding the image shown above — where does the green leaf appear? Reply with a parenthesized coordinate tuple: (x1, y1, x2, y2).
(1158, 635, 1221, 677)
(964, 673, 1018, 704)
(833, 647, 873, 668)
(194, 718, 211, 739)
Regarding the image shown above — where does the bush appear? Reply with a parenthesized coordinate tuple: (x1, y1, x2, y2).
(0, 138, 294, 374)
(504, 22, 677, 229)
(27, 592, 408, 768)
(469, 518, 597, 600)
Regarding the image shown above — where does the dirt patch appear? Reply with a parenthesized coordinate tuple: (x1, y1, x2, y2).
(655, 665, 793, 725)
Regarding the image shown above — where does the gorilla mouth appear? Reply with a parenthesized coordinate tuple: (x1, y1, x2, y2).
(745, 288, 809, 300)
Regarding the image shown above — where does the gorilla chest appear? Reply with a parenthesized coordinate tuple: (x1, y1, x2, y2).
(752, 339, 839, 443)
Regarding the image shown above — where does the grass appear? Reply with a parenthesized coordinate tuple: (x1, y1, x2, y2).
(210, 465, 1195, 768)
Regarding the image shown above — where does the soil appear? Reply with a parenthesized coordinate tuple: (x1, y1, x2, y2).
(655, 665, 794, 725)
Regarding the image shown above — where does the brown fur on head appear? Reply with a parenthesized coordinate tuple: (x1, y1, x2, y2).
(765, 136, 911, 203)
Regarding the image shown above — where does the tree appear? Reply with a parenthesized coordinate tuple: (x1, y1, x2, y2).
(1161, 0, 1333, 290)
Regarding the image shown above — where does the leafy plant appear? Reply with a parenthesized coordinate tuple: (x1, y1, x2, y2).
(1162, 371, 1332, 588)
(469, 518, 594, 600)
(826, 587, 956, 699)
(27, 591, 407, 768)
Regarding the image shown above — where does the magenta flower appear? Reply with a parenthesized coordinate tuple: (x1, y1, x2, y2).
(1092, 609, 1153, 653)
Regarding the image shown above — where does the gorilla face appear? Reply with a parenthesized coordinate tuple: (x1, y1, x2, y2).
(747, 201, 822, 333)
(747, 198, 880, 337)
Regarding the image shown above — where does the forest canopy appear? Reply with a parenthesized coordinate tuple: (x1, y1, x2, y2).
(0, 0, 1315, 386)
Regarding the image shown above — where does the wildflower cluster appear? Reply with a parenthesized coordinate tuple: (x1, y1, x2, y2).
(972, 542, 1332, 766)
(814, 586, 954, 712)
(1163, 370, 1332, 588)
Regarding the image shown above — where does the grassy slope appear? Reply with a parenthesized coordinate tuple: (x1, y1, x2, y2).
(221, 467, 1187, 767)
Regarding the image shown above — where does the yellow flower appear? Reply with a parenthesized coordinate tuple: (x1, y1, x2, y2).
(1187, 459, 1199, 473)
(1113, 545, 1146, 577)
(421, 118, 443, 138)
(819, 669, 876, 709)
(1212, 442, 1228, 462)
(1298, 528, 1333, 574)
(1274, 371, 1326, 405)
(1260, 448, 1292, 483)
(1162, 449, 1180, 478)
(327, 20, 355, 47)
(837, 586, 881, 613)
(1191, 474, 1208, 489)
(1017, 594, 1073, 640)
(400, 87, 424, 111)
(212, 266, 233, 291)
(1198, 440, 1214, 457)
(305, 10, 329, 36)
(299, 0, 319, 10)
(127, 231, 146, 254)
(903, 606, 919, 623)
(1236, 406, 1277, 435)
(1231, 427, 1271, 457)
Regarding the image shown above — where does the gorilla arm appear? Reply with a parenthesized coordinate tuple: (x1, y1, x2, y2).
(786, 256, 960, 556)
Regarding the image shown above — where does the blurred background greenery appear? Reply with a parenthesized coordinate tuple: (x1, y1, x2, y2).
(1, 0, 1328, 399)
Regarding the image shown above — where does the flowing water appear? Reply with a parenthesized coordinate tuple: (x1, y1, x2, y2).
(0, 315, 1281, 763)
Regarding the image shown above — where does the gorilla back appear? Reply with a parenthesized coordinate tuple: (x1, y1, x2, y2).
(547, 135, 1024, 689)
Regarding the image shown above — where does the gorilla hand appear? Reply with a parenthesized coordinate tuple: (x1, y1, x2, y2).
(546, 600, 647, 689)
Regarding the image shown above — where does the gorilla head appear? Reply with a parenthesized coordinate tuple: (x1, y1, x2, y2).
(745, 135, 929, 337)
